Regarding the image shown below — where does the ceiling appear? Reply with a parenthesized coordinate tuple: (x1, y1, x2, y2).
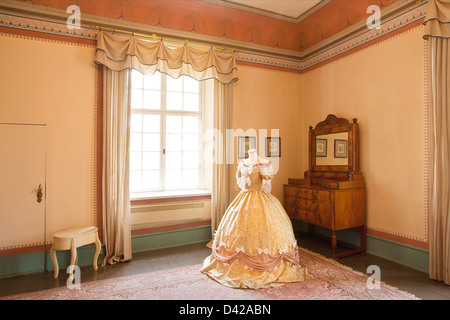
(207, 0, 332, 22)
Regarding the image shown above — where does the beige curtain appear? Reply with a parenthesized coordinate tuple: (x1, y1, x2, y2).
(102, 68, 132, 265)
(424, 0, 450, 285)
(95, 31, 238, 84)
(95, 31, 238, 254)
(208, 80, 234, 246)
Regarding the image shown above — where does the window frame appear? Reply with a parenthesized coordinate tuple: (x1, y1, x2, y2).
(129, 70, 204, 196)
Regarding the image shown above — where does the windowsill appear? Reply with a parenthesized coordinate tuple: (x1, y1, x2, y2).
(130, 189, 211, 204)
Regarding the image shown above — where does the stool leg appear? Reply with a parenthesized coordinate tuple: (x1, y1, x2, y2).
(50, 245, 59, 279)
(69, 240, 77, 276)
(93, 231, 101, 271)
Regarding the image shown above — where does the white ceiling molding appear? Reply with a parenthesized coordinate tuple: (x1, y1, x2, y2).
(200, 0, 332, 23)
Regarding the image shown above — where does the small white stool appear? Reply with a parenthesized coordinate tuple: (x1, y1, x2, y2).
(50, 226, 101, 279)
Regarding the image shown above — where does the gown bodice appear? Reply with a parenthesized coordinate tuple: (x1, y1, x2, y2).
(236, 160, 273, 193)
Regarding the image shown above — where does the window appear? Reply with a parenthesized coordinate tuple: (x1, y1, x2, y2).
(129, 70, 203, 195)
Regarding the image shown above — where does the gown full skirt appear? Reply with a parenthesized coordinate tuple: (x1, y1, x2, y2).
(201, 163, 307, 289)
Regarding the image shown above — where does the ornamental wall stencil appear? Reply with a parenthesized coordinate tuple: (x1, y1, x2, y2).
(145, 5, 173, 29)
(58, 0, 97, 15)
(268, 30, 288, 49)
(313, 23, 331, 43)
(182, 11, 206, 34)
(104, 0, 136, 22)
(338, 7, 363, 31)
(293, 31, 311, 52)
(369, 0, 399, 9)
(242, 25, 262, 44)
(215, 18, 235, 39)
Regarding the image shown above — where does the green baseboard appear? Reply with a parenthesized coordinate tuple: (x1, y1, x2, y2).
(0, 225, 212, 278)
(2, 222, 427, 277)
(0, 245, 105, 278)
(291, 220, 429, 273)
(131, 225, 212, 252)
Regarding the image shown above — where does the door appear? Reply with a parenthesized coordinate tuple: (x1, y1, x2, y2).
(0, 123, 47, 270)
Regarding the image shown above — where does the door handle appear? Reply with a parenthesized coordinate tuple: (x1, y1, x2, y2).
(36, 184, 43, 203)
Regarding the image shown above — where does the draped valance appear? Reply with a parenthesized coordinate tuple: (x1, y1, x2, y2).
(424, 0, 450, 39)
(94, 31, 238, 84)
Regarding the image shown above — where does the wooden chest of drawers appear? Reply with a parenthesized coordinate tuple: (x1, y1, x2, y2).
(284, 181, 366, 259)
(290, 114, 367, 259)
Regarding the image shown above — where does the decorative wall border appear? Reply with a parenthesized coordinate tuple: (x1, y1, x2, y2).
(367, 227, 428, 250)
(0, 1, 428, 73)
(423, 37, 430, 246)
(235, 2, 428, 72)
(0, 12, 96, 40)
(298, 3, 428, 71)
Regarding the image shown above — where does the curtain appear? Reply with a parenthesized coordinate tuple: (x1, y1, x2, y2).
(95, 31, 238, 84)
(209, 80, 234, 246)
(102, 68, 132, 265)
(95, 31, 238, 255)
(424, 0, 450, 285)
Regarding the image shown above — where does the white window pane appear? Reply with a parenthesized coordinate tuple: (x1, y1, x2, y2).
(166, 116, 182, 133)
(130, 171, 142, 192)
(142, 133, 160, 152)
(131, 70, 143, 89)
(183, 93, 199, 111)
(130, 133, 142, 152)
(166, 92, 183, 110)
(131, 114, 142, 132)
(166, 134, 182, 151)
(142, 171, 160, 190)
(167, 76, 183, 92)
(184, 77, 199, 93)
(143, 114, 160, 133)
(143, 90, 161, 110)
(143, 152, 160, 170)
(130, 152, 142, 171)
(144, 73, 161, 90)
(183, 169, 199, 188)
(165, 170, 183, 189)
(183, 116, 198, 133)
(183, 152, 199, 169)
(183, 134, 198, 151)
(131, 89, 143, 109)
(166, 152, 182, 169)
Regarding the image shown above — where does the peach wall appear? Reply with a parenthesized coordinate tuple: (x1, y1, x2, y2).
(231, 65, 303, 201)
(0, 33, 97, 244)
(301, 26, 427, 243)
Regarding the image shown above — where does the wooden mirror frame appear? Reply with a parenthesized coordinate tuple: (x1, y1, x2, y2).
(307, 114, 362, 182)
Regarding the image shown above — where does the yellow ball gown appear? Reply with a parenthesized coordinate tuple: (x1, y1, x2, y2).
(201, 159, 307, 289)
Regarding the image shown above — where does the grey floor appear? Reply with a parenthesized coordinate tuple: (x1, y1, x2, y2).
(0, 232, 449, 300)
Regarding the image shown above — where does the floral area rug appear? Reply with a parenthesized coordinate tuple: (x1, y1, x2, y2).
(1, 248, 419, 300)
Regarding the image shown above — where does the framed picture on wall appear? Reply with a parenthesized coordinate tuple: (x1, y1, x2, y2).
(334, 139, 348, 158)
(238, 136, 256, 159)
(265, 137, 281, 157)
(316, 139, 327, 157)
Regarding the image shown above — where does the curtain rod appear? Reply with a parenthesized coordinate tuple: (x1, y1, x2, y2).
(90, 25, 237, 53)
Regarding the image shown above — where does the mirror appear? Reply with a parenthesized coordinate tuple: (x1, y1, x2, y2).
(308, 114, 359, 174)
(315, 132, 349, 166)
